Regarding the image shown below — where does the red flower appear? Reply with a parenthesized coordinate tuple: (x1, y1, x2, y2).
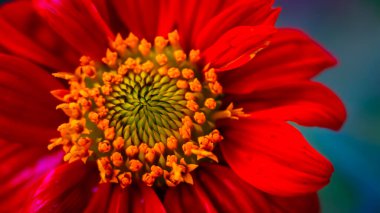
(0, 0, 346, 212)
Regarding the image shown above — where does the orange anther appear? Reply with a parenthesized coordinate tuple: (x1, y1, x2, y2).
(142, 173, 156, 187)
(77, 137, 92, 147)
(208, 81, 223, 95)
(126, 32, 139, 48)
(154, 36, 168, 53)
(182, 68, 194, 79)
(98, 141, 111, 153)
(150, 165, 163, 177)
(88, 111, 99, 123)
(204, 68, 217, 82)
(153, 142, 165, 154)
(174, 50, 186, 63)
(124, 58, 137, 69)
(118, 172, 132, 188)
(89, 87, 100, 97)
(198, 136, 214, 151)
(209, 129, 224, 143)
(166, 136, 178, 150)
(125, 145, 139, 158)
(168, 30, 180, 47)
(112, 33, 127, 54)
(113, 137, 125, 150)
(129, 159, 143, 172)
(78, 97, 91, 111)
(186, 100, 199, 111)
(95, 96, 106, 107)
(189, 78, 202, 92)
(81, 65, 96, 78)
(101, 84, 112, 95)
(185, 92, 195, 101)
(104, 127, 115, 141)
(176, 80, 188, 89)
(112, 74, 123, 84)
(118, 64, 128, 75)
(102, 49, 118, 67)
(80, 56, 92, 66)
(97, 106, 108, 117)
(111, 152, 124, 167)
(97, 119, 109, 130)
(139, 143, 149, 153)
(179, 125, 191, 141)
(168, 67, 181, 78)
(204, 98, 217, 109)
(102, 72, 113, 84)
(194, 112, 206, 124)
(189, 49, 201, 63)
(138, 39, 151, 56)
(166, 155, 178, 167)
(182, 116, 193, 128)
(158, 66, 168, 75)
(145, 148, 156, 163)
(141, 60, 154, 72)
(155, 54, 168, 66)
(182, 142, 197, 156)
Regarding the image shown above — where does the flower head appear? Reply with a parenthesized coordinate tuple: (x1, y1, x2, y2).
(0, 0, 346, 212)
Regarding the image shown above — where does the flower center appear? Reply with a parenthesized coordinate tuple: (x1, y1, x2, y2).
(50, 31, 247, 188)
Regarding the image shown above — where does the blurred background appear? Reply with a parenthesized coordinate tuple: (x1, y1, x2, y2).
(0, 0, 379, 212)
(275, 0, 380, 212)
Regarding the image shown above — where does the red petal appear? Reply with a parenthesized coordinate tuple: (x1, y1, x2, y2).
(165, 164, 320, 212)
(164, 181, 218, 213)
(33, 0, 114, 59)
(112, 0, 162, 41)
(85, 183, 165, 213)
(129, 183, 166, 213)
(220, 28, 337, 94)
(202, 26, 276, 71)
(195, 0, 278, 50)
(84, 184, 112, 213)
(0, 54, 65, 146)
(270, 193, 320, 213)
(0, 1, 79, 70)
(226, 81, 346, 130)
(196, 164, 271, 212)
(23, 161, 98, 212)
(219, 119, 334, 196)
(0, 142, 62, 212)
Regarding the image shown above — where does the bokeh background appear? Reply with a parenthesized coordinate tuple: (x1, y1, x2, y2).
(0, 0, 379, 212)
(275, 0, 380, 212)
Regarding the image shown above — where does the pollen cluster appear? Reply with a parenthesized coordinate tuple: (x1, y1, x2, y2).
(50, 31, 247, 188)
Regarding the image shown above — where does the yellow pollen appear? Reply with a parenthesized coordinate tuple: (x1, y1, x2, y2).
(182, 68, 195, 79)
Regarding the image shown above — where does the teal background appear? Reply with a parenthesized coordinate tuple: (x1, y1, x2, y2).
(276, 0, 380, 212)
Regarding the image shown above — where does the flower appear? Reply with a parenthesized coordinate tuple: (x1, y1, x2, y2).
(0, 0, 346, 212)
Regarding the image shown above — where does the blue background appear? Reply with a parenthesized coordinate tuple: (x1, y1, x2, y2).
(276, 0, 380, 212)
